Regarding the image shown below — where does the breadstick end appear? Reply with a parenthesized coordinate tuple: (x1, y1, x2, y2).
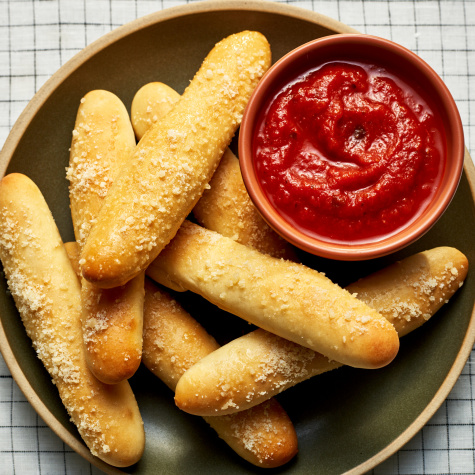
(80, 250, 137, 289)
(362, 324, 400, 369)
(0, 173, 36, 198)
(205, 399, 298, 468)
(86, 350, 141, 385)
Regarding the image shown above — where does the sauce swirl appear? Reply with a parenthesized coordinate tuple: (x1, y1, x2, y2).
(253, 60, 445, 243)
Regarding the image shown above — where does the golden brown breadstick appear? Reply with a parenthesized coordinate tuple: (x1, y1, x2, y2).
(142, 279, 298, 468)
(131, 82, 180, 141)
(81, 31, 272, 289)
(67, 90, 136, 249)
(131, 82, 297, 261)
(194, 148, 298, 260)
(79, 277, 144, 384)
(147, 221, 399, 369)
(0, 173, 144, 466)
(174, 247, 467, 416)
(345, 246, 468, 337)
(67, 90, 144, 384)
(176, 328, 339, 416)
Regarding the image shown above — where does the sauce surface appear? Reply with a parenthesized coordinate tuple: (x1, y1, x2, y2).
(253, 60, 445, 244)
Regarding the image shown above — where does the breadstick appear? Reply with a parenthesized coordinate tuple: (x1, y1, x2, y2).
(67, 90, 144, 384)
(345, 246, 468, 337)
(81, 31, 272, 289)
(174, 246, 467, 416)
(67, 90, 136, 250)
(131, 82, 180, 140)
(142, 278, 298, 468)
(147, 220, 399, 369)
(194, 148, 298, 260)
(131, 82, 298, 261)
(0, 173, 144, 466)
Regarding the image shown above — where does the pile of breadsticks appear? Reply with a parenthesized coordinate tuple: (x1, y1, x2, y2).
(0, 30, 468, 470)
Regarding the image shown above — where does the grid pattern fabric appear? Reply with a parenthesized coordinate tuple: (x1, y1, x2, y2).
(0, 1, 474, 474)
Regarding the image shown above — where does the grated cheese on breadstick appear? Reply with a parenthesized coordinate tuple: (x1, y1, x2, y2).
(142, 278, 298, 468)
(67, 89, 144, 384)
(131, 81, 298, 261)
(0, 174, 144, 466)
(81, 31, 272, 289)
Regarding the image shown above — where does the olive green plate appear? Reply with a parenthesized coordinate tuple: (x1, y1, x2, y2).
(0, 1, 474, 474)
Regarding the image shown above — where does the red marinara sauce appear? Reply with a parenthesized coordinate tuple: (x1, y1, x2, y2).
(253, 60, 446, 244)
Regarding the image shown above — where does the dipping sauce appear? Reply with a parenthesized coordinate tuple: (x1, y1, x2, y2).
(253, 60, 446, 244)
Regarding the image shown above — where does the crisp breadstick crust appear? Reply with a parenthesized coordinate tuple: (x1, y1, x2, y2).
(174, 246, 468, 416)
(67, 90, 136, 250)
(131, 82, 298, 261)
(203, 399, 298, 469)
(142, 279, 220, 391)
(81, 31, 272, 289)
(175, 328, 342, 416)
(81, 275, 144, 384)
(131, 82, 180, 140)
(0, 174, 144, 467)
(67, 89, 144, 384)
(347, 246, 468, 336)
(67, 240, 145, 384)
(148, 221, 400, 369)
(142, 279, 298, 468)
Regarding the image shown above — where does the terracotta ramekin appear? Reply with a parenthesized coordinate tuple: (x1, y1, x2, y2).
(239, 34, 464, 261)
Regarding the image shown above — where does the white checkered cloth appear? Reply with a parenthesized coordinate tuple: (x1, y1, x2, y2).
(0, 1, 474, 474)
